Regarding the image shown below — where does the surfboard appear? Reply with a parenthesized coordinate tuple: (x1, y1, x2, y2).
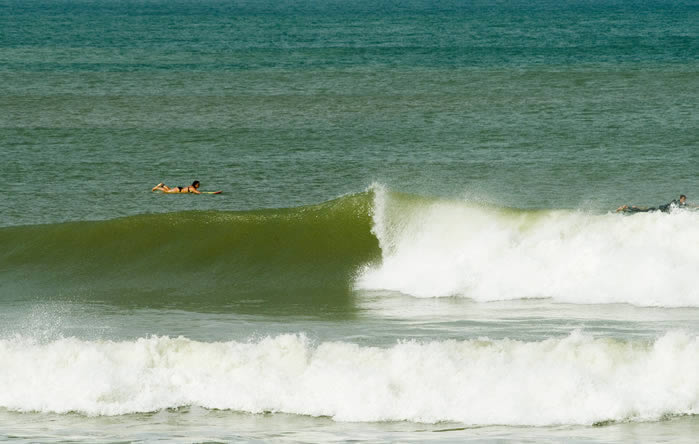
(201, 191, 222, 194)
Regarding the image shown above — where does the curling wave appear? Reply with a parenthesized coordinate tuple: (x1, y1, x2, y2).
(1, 185, 697, 308)
(0, 193, 378, 310)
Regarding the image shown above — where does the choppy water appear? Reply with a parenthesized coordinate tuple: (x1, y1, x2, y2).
(1, 0, 698, 442)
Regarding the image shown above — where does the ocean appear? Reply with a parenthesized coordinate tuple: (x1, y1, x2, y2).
(1, 0, 698, 442)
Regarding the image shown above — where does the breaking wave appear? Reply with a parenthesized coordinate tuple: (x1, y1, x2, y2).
(356, 185, 699, 307)
(1, 184, 697, 308)
(0, 332, 696, 424)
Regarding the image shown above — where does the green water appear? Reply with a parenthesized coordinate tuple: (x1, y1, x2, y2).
(3, 68, 697, 225)
(1, 0, 698, 442)
(2, 1, 698, 226)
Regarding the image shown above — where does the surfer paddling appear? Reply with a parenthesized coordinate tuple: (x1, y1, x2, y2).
(152, 180, 201, 194)
(616, 194, 694, 213)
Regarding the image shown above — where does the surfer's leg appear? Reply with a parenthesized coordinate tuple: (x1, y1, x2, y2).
(627, 206, 653, 213)
(153, 183, 178, 192)
(617, 205, 653, 214)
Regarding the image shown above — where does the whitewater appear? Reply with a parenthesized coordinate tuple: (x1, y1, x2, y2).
(1, 332, 697, 425)
(1, 190, 697, 442)
(357, 186, 699, 307)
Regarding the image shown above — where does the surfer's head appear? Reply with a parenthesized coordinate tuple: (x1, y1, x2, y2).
(192, 180, 200, 189)
(679, 195, 686, 204)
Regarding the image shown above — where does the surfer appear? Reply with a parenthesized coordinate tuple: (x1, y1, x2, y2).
(616, 194, 691, 213)
(152, 180, 201, 194)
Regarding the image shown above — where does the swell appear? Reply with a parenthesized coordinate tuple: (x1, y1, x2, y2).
(0, 193, 379, 312)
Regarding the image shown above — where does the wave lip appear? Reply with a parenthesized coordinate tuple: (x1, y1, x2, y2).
(356, 186, 699, 307)
(0, 332, 697, 424)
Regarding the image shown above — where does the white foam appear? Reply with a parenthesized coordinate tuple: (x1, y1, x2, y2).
(0, 332, 696, 424)
(357, 187, 699, 307)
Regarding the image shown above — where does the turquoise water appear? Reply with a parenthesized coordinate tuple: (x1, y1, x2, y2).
(1, 0, 698, 442)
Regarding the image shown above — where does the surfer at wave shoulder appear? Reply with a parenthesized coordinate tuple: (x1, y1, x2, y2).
(616, 194, 694, 213)
(152, 180, 201, 194)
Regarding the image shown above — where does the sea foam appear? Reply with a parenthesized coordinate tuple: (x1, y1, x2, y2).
(0, 332, 696, 424)
(356, 185, 699, 307)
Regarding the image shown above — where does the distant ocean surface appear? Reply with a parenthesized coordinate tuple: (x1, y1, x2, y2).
(1, 0, 698, 442)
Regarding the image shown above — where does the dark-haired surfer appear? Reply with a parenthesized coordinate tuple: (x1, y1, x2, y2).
(152, 180, 201, 194)
(616, 194, 692, 213)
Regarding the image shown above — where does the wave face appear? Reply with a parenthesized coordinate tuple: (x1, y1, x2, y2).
(0, 193, 378, 312)
(0, 332, 696, 424)
(357, 186, 699, 307)
(2, 185, 698, 309)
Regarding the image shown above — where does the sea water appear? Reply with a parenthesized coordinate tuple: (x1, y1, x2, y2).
(1, 0, 698, 442)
